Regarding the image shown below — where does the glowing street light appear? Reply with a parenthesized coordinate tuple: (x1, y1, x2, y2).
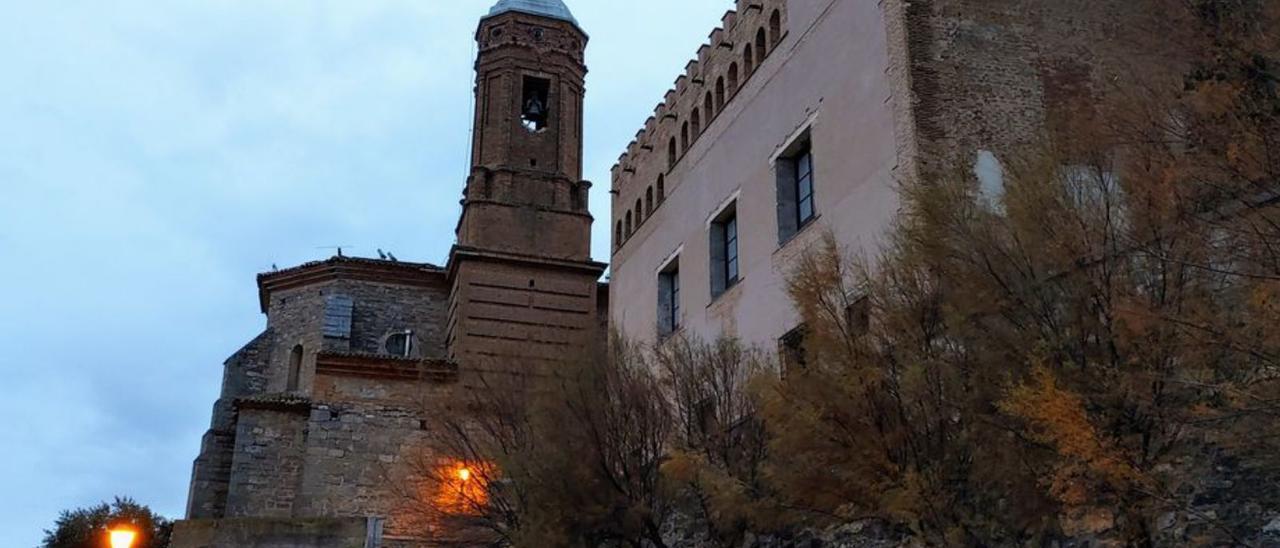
(457, 467, 472, 482)
(109, 529, 137, 548)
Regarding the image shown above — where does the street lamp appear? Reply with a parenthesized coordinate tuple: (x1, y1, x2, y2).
(109, 529, 137, 548)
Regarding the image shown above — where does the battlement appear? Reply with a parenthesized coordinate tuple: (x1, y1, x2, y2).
(609, 0, 788, 252)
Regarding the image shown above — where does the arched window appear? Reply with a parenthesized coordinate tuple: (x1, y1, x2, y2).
(657, 174, 666, 202)
(704, 93, 714, 121)
(615, 221, 623, 247)
(625, 210, 633, 237)
(635, 198, 644, 224)
(645, 186, 654, 215)
(681, 122, 690, 152)
(691, 108, 701, 136)
(728, 63, 739, 95)
(715, 77, 725, 111)
(770, 10, 782, 47)
(756, 28, 767, 61)
(668, 138, 677, 168)
(744, 44, 755, 74)
(287, 345, 303, 392)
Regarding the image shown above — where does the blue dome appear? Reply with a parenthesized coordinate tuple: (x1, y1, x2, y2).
(487, 0, 578, 26)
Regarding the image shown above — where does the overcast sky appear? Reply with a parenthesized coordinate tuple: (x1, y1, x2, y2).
(0, 1, 734, 545)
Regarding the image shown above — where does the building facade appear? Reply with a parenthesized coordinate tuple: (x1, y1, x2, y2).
(174, 1, 607, 546)
(608, 0, 1155, 349)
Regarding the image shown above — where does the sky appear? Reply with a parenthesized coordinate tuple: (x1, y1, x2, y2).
(0, 1, 735, 545)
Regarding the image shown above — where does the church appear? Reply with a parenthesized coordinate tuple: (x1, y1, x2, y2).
(174, 1, 608, 545)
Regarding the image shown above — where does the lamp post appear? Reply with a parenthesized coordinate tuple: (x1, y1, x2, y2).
(108, 529, 137, 548)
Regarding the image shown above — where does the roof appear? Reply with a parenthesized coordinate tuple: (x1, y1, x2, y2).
(485, 0, 578, 26)
(256, 255, 447, 313)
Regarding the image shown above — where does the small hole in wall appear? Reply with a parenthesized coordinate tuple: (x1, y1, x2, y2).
(529, 279, 536, 288)
(419, 420, 429, 431)
(530, 158, 537, 167)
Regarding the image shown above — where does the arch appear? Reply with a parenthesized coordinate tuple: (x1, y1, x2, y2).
(615, 221, 623, 247)
(743, 44, 755, 74)
(756, 28, 767, 61)
(668, 138, 678, 168)
(625, 210, 633, 237)
(657, 174, 666, 202)
(645, 186, 654, 215)
(728, 63, 739, 95)
(704, 92, 714, 121)
(681, 121, 690, 152)
(715, 77, 726, 111)
(691, 107, 702, 136)
(635, 198, 644, 224)
(287, 345, 303, 392)
(770, 10, 782, 47)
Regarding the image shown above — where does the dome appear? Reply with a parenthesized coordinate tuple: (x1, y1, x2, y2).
(486, 0, 578, 25)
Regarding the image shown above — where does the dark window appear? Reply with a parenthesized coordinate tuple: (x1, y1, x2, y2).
(681, 122, 690, 152)
(846, 295, 871, 335)
(645, 187, 654, 216)
(658, 261, 681, 337)
(626, 210, 633, 237)
(704, 93, 714, 123)
(520, 76, 551, 132)
(691, 108, 702, 136)
(668, 138, 677, 168)
(710, 204, 740, 298)
(635, 199, 644, 224)
(715, 77, 725, 112)
(755, 28, 767, 61)
(744, 44, 754, 74)
(796, 145, 815, 226)
(615, 221, 623, 249)
(728, 63, 739, 95)
(385, 331, 413, 357)
(286, 345, 303, 392)
(657, 174, 666, 202)
(776, 130, 816, 243)
(770, 10, 782, 47)
(779, 326, 807, 377)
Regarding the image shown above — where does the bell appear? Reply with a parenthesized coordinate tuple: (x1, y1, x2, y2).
(525, 98, 544, 117)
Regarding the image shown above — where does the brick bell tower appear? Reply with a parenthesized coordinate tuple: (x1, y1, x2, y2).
(447, 0, 607, 368)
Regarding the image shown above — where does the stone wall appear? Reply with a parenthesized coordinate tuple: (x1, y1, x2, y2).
(170, 517, 378, 548)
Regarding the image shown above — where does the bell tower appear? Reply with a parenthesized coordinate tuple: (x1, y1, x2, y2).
(448, 0, 606, 367)
(457, 0, 592, 260)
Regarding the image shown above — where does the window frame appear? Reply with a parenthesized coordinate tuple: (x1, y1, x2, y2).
(658, 258, 682, 338)
(709, 201, 741, 299)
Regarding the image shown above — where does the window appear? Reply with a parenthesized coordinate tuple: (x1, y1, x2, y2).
(776, 130, 816, 243)
(286, 345, 303, 391)
(323, 294, 353, 339)
(625, 210, 633, 237)
(657, 175, 666, 202)
(520, 76, 551, 132)
(743, 45, 754, 74)
(770, 10, 782, 47)
(615, 221, 623, 248)
(710, 204, 740, 298)
(728, 63, 739, 95)
(846, 295, 871, 335)
(385, 330, 414, 357)
(635, 199, 644, 224)
(681, 122, 690, 152)
(691, 108, 701, 136)
(755, 28, 767, 61)
(668, 138, 678, 168)
(658, 260, 681, 337)
(715, 77, 725, 112)
(779, 326, 807, 376)
(704, 93, 714, 123)
(645, 187, 654, 216)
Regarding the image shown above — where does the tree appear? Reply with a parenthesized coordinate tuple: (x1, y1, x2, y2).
(41, 497, 172, 548)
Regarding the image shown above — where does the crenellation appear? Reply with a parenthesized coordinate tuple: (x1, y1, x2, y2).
(611, 0, 788, 254)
